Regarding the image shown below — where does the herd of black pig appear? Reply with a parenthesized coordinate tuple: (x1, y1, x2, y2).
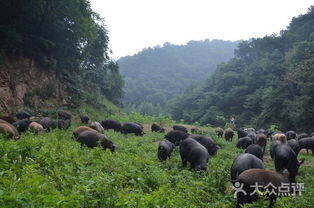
(223, 127, 313, 207)
(161, 126, 314, 207)
(1, 111, 314, 207)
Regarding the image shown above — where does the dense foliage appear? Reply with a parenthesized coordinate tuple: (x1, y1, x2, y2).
(1, 114, 314, 207)
(118, 40, 239, 115)
(172, 6, 314, 132)
(0, 0, 124, 106)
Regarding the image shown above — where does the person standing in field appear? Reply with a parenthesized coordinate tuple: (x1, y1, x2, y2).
(230, 116, 236, 130)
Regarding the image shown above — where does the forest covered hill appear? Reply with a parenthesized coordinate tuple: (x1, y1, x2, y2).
(171, 6, 314, 132)
(1, 0, 313, 134)
(0, 0, 124, 114)
(1, 1, 314, 208)
(118, 40, 239, 115)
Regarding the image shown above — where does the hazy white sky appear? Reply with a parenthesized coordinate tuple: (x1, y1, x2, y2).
(90, 0, 313, 58)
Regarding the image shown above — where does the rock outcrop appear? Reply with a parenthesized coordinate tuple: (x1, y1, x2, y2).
(0, 56, 67, 114)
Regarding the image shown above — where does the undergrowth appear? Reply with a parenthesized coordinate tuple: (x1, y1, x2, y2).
(0, 115, 313, 207)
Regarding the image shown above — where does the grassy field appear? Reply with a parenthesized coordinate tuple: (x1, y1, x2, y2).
(0, 115, 314, 208)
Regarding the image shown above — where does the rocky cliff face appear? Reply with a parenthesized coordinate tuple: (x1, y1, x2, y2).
(0, 56, 67, 115)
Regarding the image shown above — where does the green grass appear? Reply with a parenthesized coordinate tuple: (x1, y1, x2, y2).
(0, 116, 314, 208)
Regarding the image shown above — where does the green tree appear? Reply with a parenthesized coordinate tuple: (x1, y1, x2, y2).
(171, 6, 314, 132)
(119, 39, 239, 116)
(0, 0, 124, 106)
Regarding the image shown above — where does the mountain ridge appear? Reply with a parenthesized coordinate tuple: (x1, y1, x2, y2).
(118, 39, 240, 115)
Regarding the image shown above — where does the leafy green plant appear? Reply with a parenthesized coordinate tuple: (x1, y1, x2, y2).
(0, 113, 313, 207)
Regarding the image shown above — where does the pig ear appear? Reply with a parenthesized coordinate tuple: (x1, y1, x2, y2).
(298, 158, 305, 166)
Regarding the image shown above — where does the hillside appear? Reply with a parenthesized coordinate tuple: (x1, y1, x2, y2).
(1, 113, 314, 207)
(118, 40, 239, 115)
(0, 0, 124, 115)
(171, 6, 314, 132)
(1, 2, 314, 208)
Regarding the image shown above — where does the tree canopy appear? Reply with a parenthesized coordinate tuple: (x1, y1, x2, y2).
(0, 0, 124, 105)
(118, 40, 239, 115)
(171, 6, 314, 132)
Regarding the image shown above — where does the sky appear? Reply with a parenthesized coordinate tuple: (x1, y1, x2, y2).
(90, 0, 313, 58)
